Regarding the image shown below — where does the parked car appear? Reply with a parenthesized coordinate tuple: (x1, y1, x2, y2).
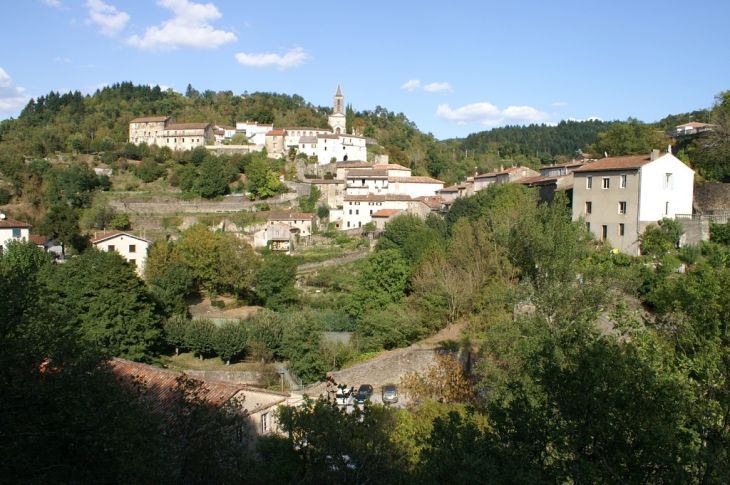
(382, 385, 398, 404)
(335, 387, 352, 406)
(354, 384, 373, 404)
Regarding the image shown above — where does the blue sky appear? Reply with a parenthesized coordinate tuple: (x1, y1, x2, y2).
(1, 0, 729, 139)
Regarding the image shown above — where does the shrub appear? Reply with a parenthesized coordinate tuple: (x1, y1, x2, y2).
(184, 318, 217, 360)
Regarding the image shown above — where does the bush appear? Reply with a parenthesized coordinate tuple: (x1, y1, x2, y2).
(0, 187, 12, 205)
(212, 320, 247, 365)
(164, 316, 189, 355)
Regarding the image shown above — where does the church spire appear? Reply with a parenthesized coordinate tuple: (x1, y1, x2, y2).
(333, 83, 344, 115)
(335, 83, 343, 97)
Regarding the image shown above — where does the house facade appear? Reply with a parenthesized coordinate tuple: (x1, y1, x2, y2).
(572, 150, 694, 255)
(267, 211, 318, 237)
(0, 214, 31, 251)
(163, 123, 215, 151)
(235, 122, 273, 146)
(128, 116, 172, 146)
(265, 129, 287, 158)
(90, 231, 151, 275)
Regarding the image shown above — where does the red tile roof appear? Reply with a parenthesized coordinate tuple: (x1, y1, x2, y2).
(266, 129, 286, 136)
(268, 211, 316, 221)
(29, 234, 50, 245)
(374, 164, 411, 171)
(0, 217, 32, 228)
(109, 358, 288, 418)
(572, 153, 667, 172)
(371, 209, 403, 217)
(415, 196, 446, 208)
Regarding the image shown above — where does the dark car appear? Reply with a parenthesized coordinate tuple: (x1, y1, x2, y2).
(354, 384, 373, 404)
(382, 385, 398, 404)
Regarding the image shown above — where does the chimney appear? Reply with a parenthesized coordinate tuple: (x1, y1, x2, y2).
(650, 149, 660, 161)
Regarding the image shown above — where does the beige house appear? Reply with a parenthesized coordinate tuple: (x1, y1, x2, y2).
(474, 166, 539, 191)
(110, 358, 289, 446)
(267, 211, 318, 237)
(312, 179, 346, 208)
(90, 230, 151, 276)
(163, 123, 215, 151)
(0, 214, 31, 251)
(128, 116, 172, 146)
(371, 209, 405, 230)
(265, 129, 287, 158)
(253, 222, 299, 252)
(572, 150, 695, 255)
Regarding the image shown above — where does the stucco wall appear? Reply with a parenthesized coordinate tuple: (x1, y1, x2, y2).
(326, 348, 438, 389)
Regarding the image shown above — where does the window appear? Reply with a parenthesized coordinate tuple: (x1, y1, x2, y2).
(585, 202, 592, 214)
(129, 245, 136, 253)
(12, 228, 20, 238)
(618, 202, 627, 214)
(108, 245, 115, 252)
(620, 174, 627, 188)
(261, 413, 269, 433)
(602, 177, 610, 189)
(586, 176, 593, 189)
(586, 222, 591, 232)
(355, 210, 359, 215)
(370, 210, 373, 215)
(129, 259, 137, 267)
(618, 223, 625, 236)
(347, 221, 351, 228)
(602, 225, 608, 241)
(664, 173, 673, 189)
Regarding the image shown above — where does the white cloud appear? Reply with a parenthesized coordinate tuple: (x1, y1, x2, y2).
(437, 102, 552, 127)
(85, 0, 130, 36)
(401, 79, 421, 91)
(43, 0, 65, 9)
(235, 47, 309, 69)
(54, 57, 73, 63)
(436, 102, 501, 122)
(424, 82, 452, 93)
(127, 0, 236, 51)
(0, 68, 32, 117)
(551, 101, 568, 107)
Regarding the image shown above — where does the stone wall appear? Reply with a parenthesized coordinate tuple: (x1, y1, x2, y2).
(185, 370, 261, 386)
(326, 347, 439, 389)
(695, 182, 730, 213)
(108, 193, 297, 214)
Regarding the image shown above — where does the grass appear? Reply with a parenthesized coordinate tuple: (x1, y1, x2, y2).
(164, 351, 259, 372)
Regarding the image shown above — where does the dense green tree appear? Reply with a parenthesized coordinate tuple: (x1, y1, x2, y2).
(134, 157, 166, 182)
(694, 90, 730, 181)
(40, 249, 163, 361)
(255, 252, 298, 310)
(36, 204, 86, 255)
(375, 214, 443, 268)
(216, 234, 260, 299)
(196, 155, 231, 199)
(281, 314, 328, 383)
(246, 158, 285, 199)
(640, 217, 683, 257)
(190, 146, 208, 166)
(212, 320, 248, 365)
(80, 202, 117, 230)
(184, 318, 216, 360)
(176, 224, 220, 290)
(164, 315, 189, 355)
(348, 249, 410, 318)
(110, 212, 131, 230)
(150, 261, 195, 316)
(247, 309, 285, 357)
(0, 187, 11, 205)
(45, 162, 104, 208)
(588, 118, 672, 157)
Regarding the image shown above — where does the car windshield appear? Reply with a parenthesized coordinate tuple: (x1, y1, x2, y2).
(384, 390, 396, 397)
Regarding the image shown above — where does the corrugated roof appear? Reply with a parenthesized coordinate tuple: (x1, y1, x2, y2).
(0, 217, 32, 228)
(572, 153, 666, 172)
(268, 211, 316, 221)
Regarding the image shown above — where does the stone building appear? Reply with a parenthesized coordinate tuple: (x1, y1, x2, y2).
(128, 116, 172, 146)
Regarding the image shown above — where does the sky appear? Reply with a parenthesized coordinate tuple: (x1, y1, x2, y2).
(1, 0, 729, 139)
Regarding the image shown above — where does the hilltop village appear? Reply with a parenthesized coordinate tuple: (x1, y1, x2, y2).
(3, 80, 730, 484)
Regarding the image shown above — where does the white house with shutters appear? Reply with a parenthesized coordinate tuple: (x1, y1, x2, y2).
(90, 231, 151, 276)
(0, 214, 31, 251)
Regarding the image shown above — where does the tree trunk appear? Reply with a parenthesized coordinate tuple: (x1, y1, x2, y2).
(175, 346, 179, 356)
(199, 354, 203, 361)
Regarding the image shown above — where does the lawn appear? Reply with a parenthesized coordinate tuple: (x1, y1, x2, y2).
(164, 351, 260, 372)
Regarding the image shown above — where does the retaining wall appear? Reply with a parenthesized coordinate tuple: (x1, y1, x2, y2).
(108, 193, 297, 214)
(326, 347, 438, 389)
(184, 370, 261, 386)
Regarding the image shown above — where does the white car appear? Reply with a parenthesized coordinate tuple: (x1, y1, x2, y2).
(335, 389, 352, 406)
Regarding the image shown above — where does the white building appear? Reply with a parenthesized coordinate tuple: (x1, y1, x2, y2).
(90, 231, 151, 276)
(235, 122, 273, 146)
(571, 150, 695, 255)
(342, 194, 414, 229)
(0, 214, 31, 251)
(328, 84, 347, 135)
